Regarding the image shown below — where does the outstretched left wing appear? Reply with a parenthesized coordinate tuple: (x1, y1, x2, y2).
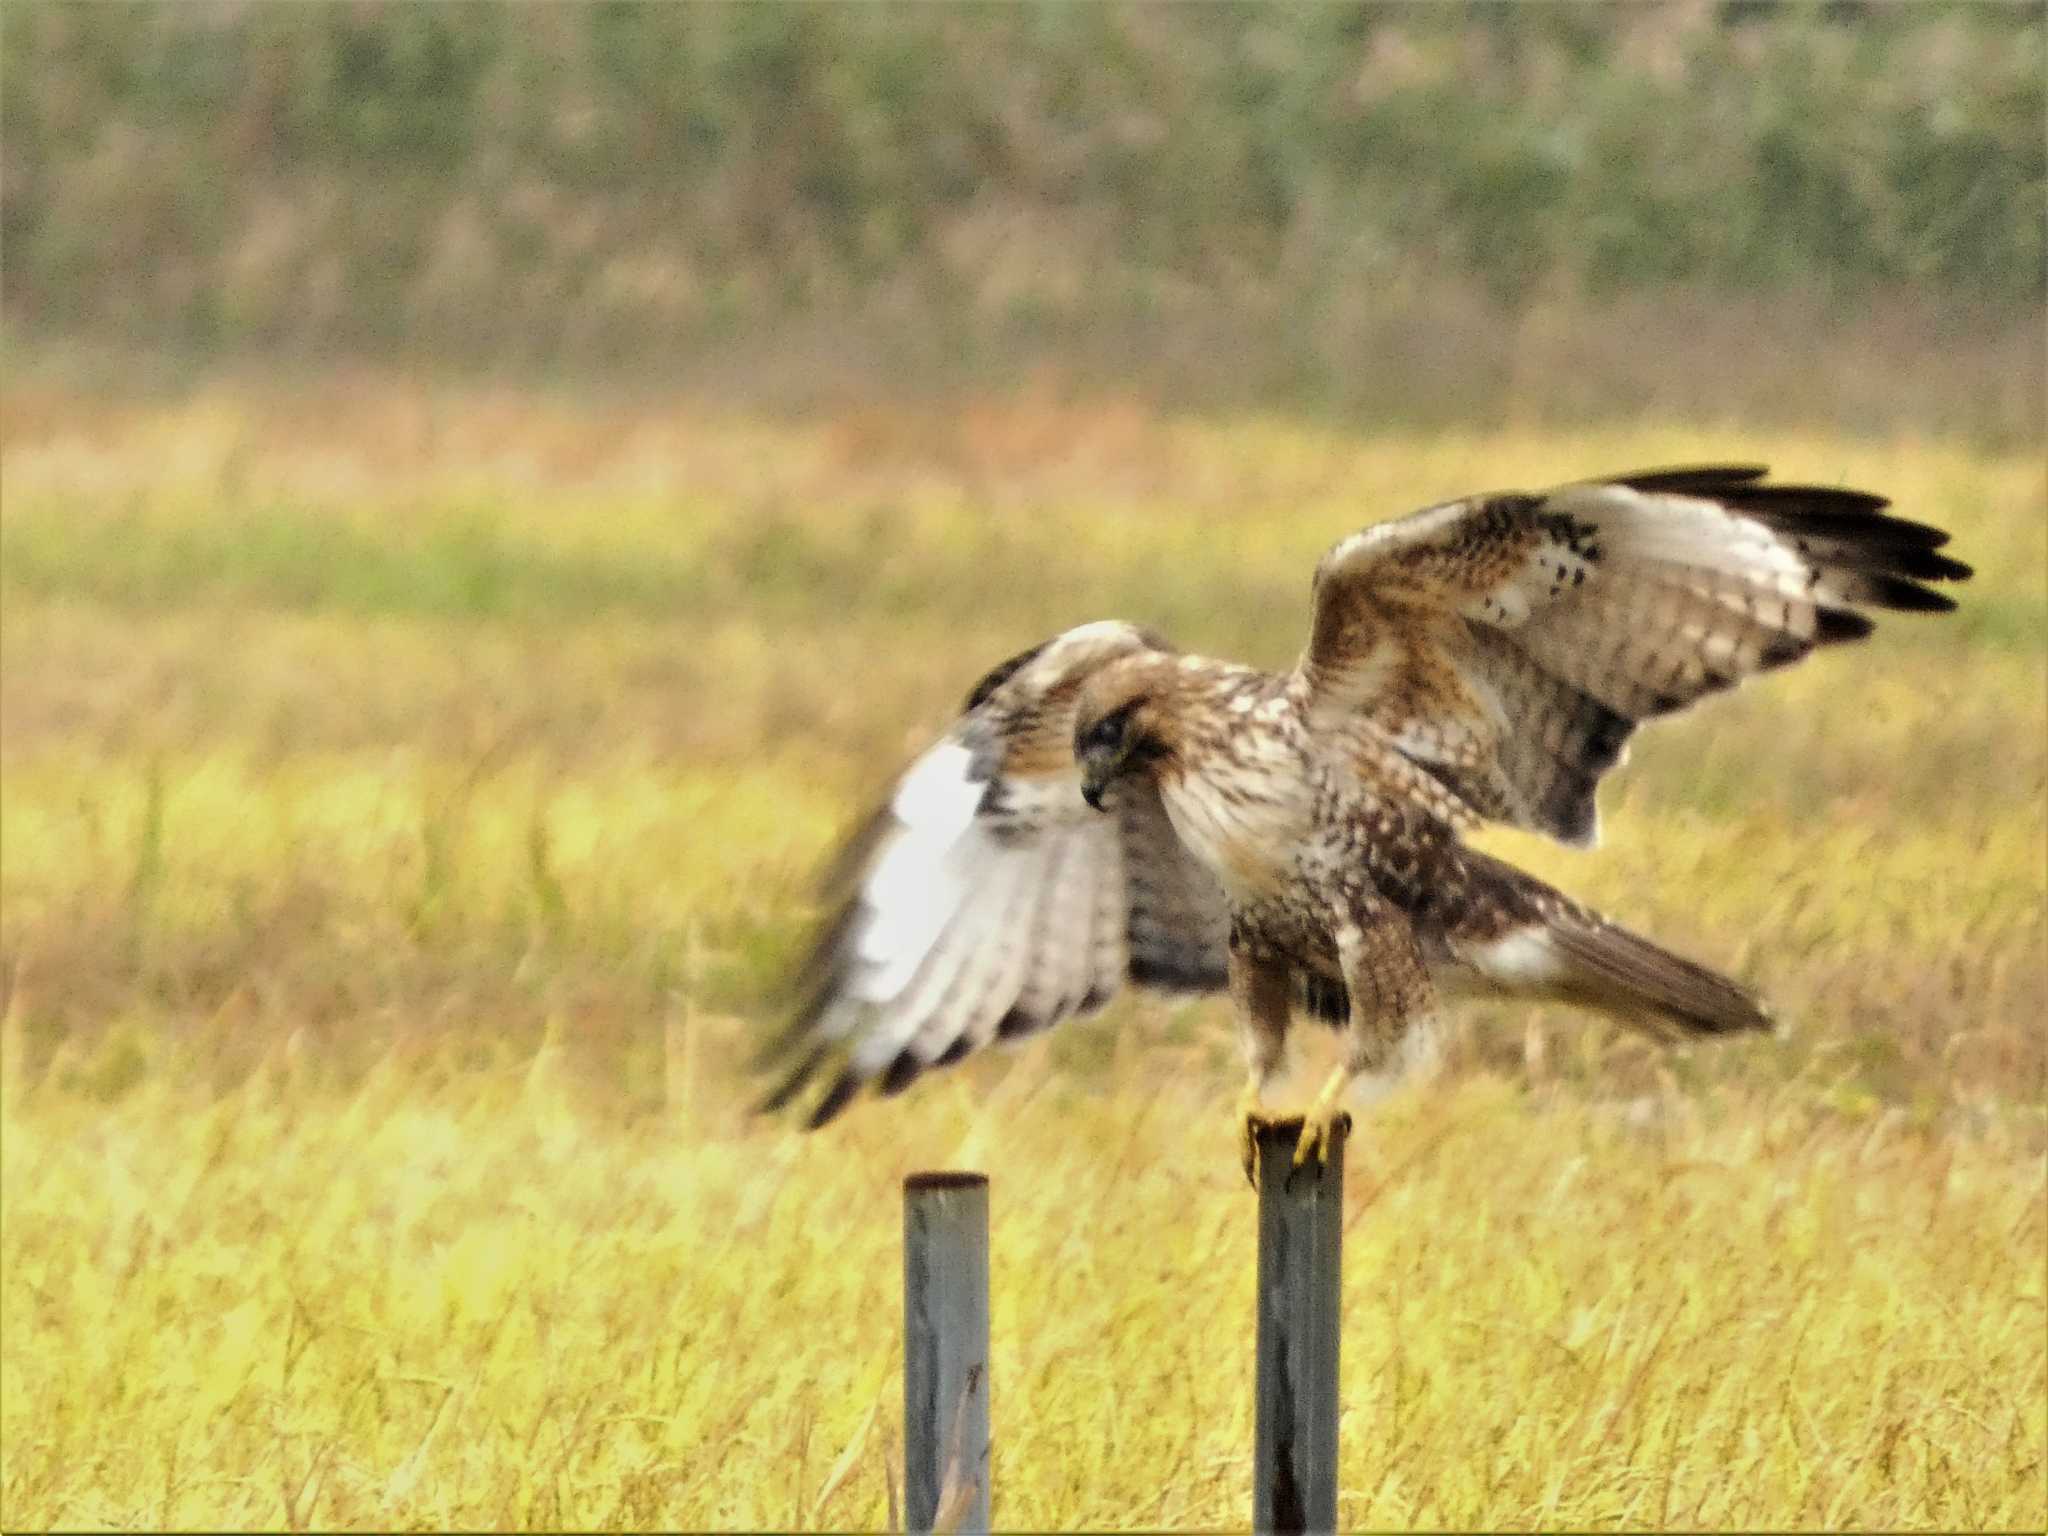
(757, 621, 1236, 1129)
(1299, 465, 1970, 845)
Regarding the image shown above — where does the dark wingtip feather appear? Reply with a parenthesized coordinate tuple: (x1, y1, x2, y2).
(1814, 607, 1876, 645)
(1865, 576, 1959, 613)
(1722, 483, 1894, 517)
(755, 1042, 831, 1115)
(1890, 548, 1974, 582)
(1758, 632, 1814, 670)
(995, 1007, 1042, 1040)
(1609, 464, 1771, 494)
(877, 1051, 925, 1098)
(1732, 500, 1965, 552)
(805, 1065, 866, 1129)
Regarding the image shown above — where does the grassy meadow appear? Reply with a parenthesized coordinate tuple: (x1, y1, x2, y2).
(1, 380, 2043, 1529)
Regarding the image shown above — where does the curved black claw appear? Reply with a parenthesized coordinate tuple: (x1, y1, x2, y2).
(1239, 1108, 1280, 1189)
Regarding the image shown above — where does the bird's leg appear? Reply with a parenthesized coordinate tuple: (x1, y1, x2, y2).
(1300, 911, 1437, 1169)
(1293, 1061, 1356, 1169)
(1229, 950, 1292, 1188)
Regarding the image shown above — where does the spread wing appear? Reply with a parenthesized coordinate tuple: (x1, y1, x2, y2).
(757, 621, 1239, 1129)
(1300, 465, 1971, 846)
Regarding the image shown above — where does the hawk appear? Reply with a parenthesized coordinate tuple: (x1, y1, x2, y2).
(758, 466, 1968, 1175)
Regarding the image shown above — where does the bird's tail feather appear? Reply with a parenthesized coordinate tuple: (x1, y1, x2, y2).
(1540, 916, 1770, 1038)
(1456, 861, 1771, 1040)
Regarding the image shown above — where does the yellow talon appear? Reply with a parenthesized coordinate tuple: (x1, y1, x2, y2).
(1292, 1105, 1346, 1168)
(1292, 1066, 1355, 1170)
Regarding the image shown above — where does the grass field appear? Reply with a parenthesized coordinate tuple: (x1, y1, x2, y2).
(1, 380, 2043, 1529)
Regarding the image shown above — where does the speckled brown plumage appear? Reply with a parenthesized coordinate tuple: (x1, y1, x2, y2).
(759, 466, 1969, 1143)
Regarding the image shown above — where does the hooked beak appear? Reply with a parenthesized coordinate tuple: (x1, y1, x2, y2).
(1078, 750, 1115, 812)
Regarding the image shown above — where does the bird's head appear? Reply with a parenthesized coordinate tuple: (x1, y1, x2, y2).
(1073, 656, 1179, 811)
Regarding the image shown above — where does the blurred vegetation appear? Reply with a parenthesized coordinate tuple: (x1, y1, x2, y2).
(1, 385, 2043, 1527)
(3, 383, 2041, 1105)
(3, 7, 2044, 1518)
(5, 1, 2042, 432)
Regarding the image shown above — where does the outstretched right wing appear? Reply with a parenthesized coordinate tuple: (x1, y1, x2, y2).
(1298, 465, 1969, 846)
(757, 621, 1238, 1129)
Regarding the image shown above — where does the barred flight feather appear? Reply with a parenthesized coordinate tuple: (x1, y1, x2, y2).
(761, 465, 1966, 1131)
(758, 621, 1244, 1128)
(1304, 465, 1969, 844)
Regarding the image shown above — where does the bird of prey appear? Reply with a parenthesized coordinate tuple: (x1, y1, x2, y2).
(757, 466, 1968, 1175)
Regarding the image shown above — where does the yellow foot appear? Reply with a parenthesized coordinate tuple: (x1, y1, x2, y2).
(1291, 1100, 1352, 1171)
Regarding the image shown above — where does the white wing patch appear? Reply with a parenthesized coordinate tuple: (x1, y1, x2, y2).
(891, 738, 982, 828)
(854, 741, 987, 1002)
(760, 619, 1233, 1128)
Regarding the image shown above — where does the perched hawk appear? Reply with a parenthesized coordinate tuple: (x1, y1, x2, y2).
(758, 467, 1968, 1173)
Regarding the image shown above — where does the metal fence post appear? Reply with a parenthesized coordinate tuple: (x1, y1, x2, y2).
(1252, 1115, 1346, 1535)
(903, 1172, 991, 1535)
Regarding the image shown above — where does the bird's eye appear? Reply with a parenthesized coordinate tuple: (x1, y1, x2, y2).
(1083, 709, 1129, 751)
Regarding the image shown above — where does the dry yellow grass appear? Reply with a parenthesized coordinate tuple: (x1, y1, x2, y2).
(2, 381, 2043, 1529)
(5, 1055, 2042, 1529)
